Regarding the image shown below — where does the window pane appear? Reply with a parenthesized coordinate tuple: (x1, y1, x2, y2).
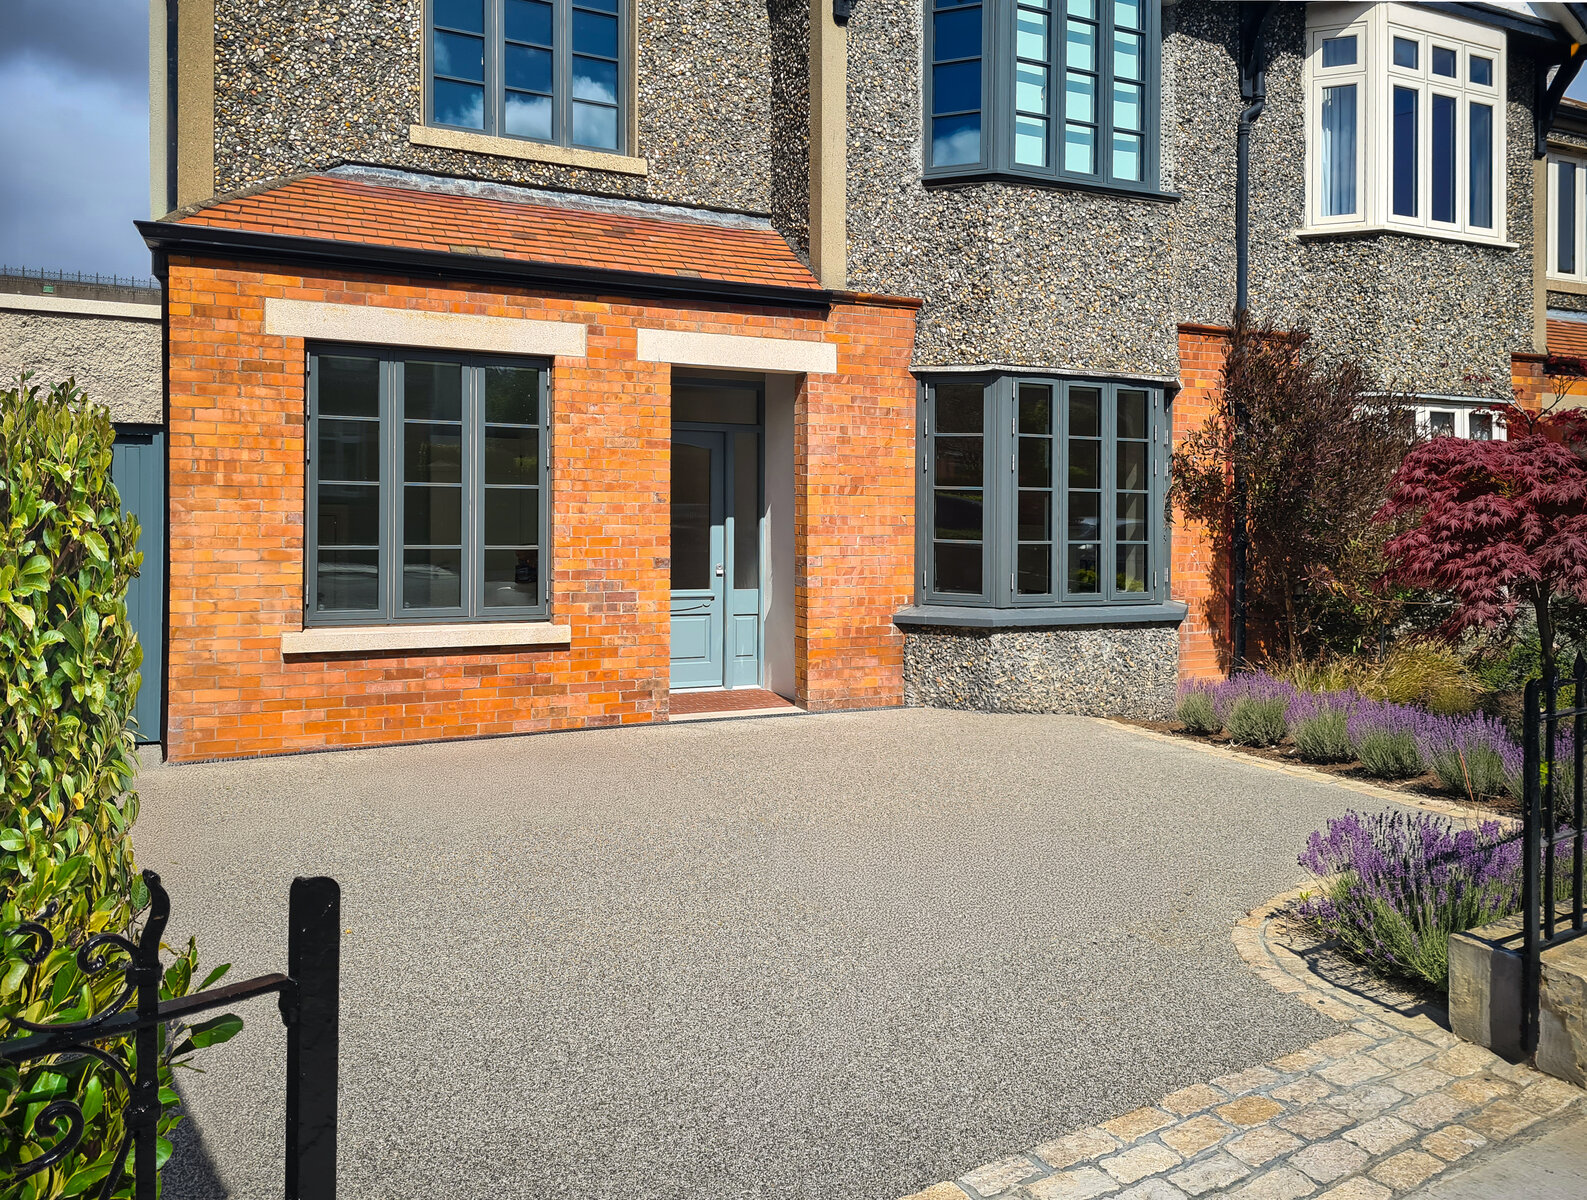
(433, 30, 484, 81)
(1429, 411, 1455, 437)
(1560, 161, 1577, 274)
(319, 356, 379, 417)
(315, 550, 379, 613)
(571, 9, 618, 57)
(1117, 389, 1147, 438)
(671, 440, 712, 590)
(573, 55, 618, 103)
(1017, 544, 1052, 595)
(404, 485, 463, 545)
(1431, 93, 1455, 224)
(485, 366, 541, 425)
(1393, 36, 1418, 69)
(1114, 0, 1139, 29)
(1015, 117, 1048, 166)
(434, 0, 484, 33)
(1470, 102, 1493, 230)
(933, 60, 981, 113)
(935, 382, 984, 432)
(941, 7, 984, 56)
(1116, 544, 1148, 593)
(1117, 442, 1147, 490)
(432, 79, 484, 128)
(1393, 86, 1418, 218)
(318, 483, 380, 546)
(1114, 31, 1140, 81)
(484, 487, 539, 546)
(1019, 384, 1052, 433)
(1320, 83, 1357, 217)
(1116, 491, 1146, 541)
(1321, 34, 1356, 68)
(506, 93, 553, 139)
(1066, 23, 1095, 71)
(733, 431, 759, 590)
(318, 419, 380, 482)
(934, 542, 982, 595)
(1069, 387, 1101, 436)
(1469, 413, 1494, 441)
(1067, 543, 1100, 593)
(505, 0, 552, 44)
(1432, 46, 1456, 77)
(1064, 124, 1094, 173)
(483, 548, 539, 608)
(934, 439, 984, 487)
(674, 385, 758, 424)
(405, 424, 463, 484)
(1470, 55, 1493, 86)
(1114, 81, 1141, 132)
(1069, 439, 1099, 488)
(506, 45, 553, 93)
(934, 490, 983, 541)
(1019, 437, 1052, 487)
(485, 427, 539, 485)
(405, 362, 463, 420)
(403, 550, 463, 610)
(572, 102, 619, 149)
(1018, 490, 1051, 540)
(1067, 490, 1099, 541)
(1112, 132, 1142, 182)
(933, 115, 981, 165)
(1068, 0, 1095, 16)
(1015, 9, 1046, 59)
(1065, 73, 1094, 122)
(1016, 62, 1048, 114)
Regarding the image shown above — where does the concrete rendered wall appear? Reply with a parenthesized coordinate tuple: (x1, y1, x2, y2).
(0, 306, 163, 424)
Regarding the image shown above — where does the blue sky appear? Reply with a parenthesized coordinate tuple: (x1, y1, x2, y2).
(4, 0, 1587, 280)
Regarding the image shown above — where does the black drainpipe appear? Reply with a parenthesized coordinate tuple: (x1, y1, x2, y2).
(1231, 2, 1276, 673)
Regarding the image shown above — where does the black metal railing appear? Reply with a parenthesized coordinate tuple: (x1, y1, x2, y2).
(1521, 655, 1587, 1056)
(0, 266, 161, 292)
(1, 870, 340, 1199)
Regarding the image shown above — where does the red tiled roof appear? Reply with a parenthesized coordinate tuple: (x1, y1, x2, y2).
(176, 174, 822, 292)
(1548, 317, 1587, 362)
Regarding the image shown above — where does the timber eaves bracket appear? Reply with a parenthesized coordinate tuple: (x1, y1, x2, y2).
(1535, 42, 1587, 158)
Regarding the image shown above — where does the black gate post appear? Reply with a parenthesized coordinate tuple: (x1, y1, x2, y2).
(284, 877, 341, 1200)
(1522, 678, 1541, 1056)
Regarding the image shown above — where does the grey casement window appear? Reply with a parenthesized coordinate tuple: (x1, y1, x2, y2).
(920, 375, 1167, 607)
(924, 0, 1161, 192)
(428, 0, 626, 153)
(306, 348, 550, 626)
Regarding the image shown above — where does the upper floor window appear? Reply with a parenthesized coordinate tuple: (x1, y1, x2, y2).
(1550, 152, 1586, 282)
(427, 0, 626, 153)
(925, 0, 1161, 192)
(1306, 4, 1504, 243)
(920, 375, 1167, 608)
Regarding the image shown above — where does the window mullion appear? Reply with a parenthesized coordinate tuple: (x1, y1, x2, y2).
(384, 358, 399, 624)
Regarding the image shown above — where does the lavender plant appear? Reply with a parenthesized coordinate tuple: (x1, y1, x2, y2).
(1417, 712, 1517, 801)
(1290, 692, 1354, 763)
(1176, 685, 1222, 736)
(1347, 701, 1429, 780)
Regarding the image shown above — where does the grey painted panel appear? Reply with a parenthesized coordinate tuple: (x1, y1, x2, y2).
(112, 430, 165, 744)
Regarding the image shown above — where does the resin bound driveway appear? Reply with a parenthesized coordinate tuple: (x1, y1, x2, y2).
(137, 708, 1406, 1200)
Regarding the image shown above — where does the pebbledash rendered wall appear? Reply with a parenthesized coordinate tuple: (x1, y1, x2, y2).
(162, 258, 917, 761)
(844, 0, 1546, 716)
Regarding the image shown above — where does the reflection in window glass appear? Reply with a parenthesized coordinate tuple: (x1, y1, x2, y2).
(1393, 86, 1418, 218)
(1559, 160, 1577, 275)
(1321, 34, 1356, 67)
(1320, 84, 1357, 217)
(932, 0, 983, 167)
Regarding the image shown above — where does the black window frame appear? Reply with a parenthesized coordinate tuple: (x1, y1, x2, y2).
(918, 374, 1168, 609)
(305, 345, 552, 628)
(923, 0, 1163, 194)
(425, 0, 630, 155)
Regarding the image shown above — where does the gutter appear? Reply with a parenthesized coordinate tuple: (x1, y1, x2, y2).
(133, 220, 835, 312)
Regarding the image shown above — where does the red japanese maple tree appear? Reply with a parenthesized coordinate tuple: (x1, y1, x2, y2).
(1377, 405, 1587, 680)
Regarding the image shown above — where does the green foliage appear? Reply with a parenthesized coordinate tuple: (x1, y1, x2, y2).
(1292, 708, 1352, 764)
(1226, 697, 1289, 747)
(1427, 746, 1509, 801)
(0, 377, 236, 1197)
(1176, 689, 1222, 736)
(1354, 730, 1426, 780)
(1278, 640, 1478, 715)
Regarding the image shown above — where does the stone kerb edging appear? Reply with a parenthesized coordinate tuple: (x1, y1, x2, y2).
(898, 889, 1585, 1200)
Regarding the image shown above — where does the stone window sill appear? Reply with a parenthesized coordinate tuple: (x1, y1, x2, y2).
(893, 602, 1188, 629)
(280, 621, 572, 657)
(407, 125, 648, 177)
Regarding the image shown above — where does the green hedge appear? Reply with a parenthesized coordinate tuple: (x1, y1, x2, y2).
(0, 378, 231, 1198)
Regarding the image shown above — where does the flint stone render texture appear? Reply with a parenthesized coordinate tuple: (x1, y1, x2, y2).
(0, 308, 162, 424)
(902, 624, 1179, 718)
(846, 0, 1536, 399)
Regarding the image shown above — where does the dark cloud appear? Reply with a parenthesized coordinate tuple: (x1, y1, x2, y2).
(0, 0, 149, 98)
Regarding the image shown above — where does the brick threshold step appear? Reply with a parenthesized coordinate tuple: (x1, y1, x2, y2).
(668, 688, 803, 722)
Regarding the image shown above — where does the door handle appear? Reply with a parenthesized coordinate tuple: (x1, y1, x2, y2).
(715, 564, 724, 577)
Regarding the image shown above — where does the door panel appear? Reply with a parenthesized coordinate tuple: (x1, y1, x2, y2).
(111, 429, 165, 744)
(724, 429, 762, 688)
(669, 432, 725, 688)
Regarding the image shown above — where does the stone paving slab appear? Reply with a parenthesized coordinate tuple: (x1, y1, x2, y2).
(898, 892, 1587, 1200)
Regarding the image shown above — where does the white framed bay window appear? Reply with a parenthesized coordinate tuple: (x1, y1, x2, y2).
(1306, 4, 1505, 243)
(1548, 150, 1587, 282)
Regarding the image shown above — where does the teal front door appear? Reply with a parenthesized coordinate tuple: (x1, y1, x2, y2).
(111, 428, 165, 744)
(670, 424, 762, 689)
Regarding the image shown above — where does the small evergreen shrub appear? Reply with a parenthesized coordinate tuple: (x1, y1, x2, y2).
(1226, 696, 1289, 747)
(1353, 729, 1426, 779)
(1292, 707, 1353, 763)
(0, 378, 233, 1198)
(1176, 688, 1221, 735)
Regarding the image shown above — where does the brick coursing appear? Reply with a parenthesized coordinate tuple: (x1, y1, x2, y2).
(1172, 326, 1229, 680)
(163, 256, 917, 760)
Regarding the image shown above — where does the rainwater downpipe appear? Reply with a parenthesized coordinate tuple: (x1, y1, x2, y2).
(1231, 48, 1267, 672)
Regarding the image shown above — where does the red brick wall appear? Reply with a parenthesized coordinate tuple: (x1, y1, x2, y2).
(163, 257, 917, 760)
(1173, 325, 1230, 681)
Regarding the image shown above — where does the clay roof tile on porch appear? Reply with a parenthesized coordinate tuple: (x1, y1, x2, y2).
(173, 170, 822, 294)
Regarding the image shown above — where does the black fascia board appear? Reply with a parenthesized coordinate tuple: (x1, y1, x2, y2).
(1423, 2, 1571, 45)
(134, 220, 835, 312)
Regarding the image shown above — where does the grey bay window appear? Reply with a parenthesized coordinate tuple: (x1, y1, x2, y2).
(921, 376, 1166, 608)
(926, 0, 1160, 191)
(428, 0, 625, 152)
(308, 348, 550, 626)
